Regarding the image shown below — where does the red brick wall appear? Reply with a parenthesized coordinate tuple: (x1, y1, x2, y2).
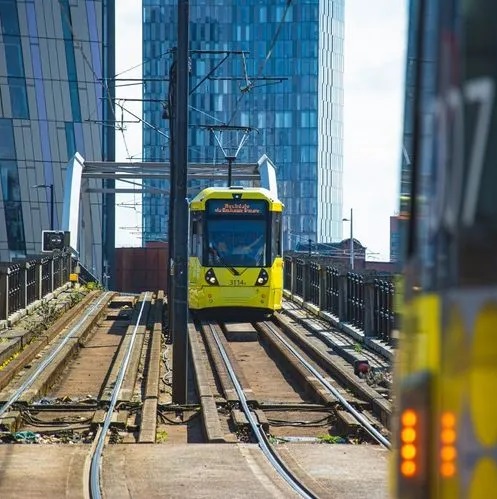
(115, 243, 169, 293)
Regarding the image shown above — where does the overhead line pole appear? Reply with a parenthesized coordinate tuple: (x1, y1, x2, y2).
(102, 0, 115, 290)
(172, 0, 189, 404)
(167, 51, 177, 348)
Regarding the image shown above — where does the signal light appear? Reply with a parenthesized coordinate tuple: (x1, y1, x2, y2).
(401, 460, 416, 477)
(401, 444, 416, 460)
(440, 411, 457, 478)
(402, 409, 417, 427)
(400, 408, 419, 478)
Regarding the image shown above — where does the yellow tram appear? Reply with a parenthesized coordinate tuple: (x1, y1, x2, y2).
(188, 186, 284, 320)
(394, 0, 497, 497)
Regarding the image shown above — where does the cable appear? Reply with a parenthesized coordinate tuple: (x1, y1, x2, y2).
(157, 409, 200, 425)
(115, 49, 174, 79)
(227, 0, 293, 126)
(58, 0, 132, 161)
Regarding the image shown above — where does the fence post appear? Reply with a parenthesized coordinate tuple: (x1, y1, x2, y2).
(338, 274, 348, 322)
(37, 261, 42, 300)
(319, 265, 326, 310)
(363, 281, 375, 337)
(0, 269, 6, 320)
(23, 262, 29, 309)
(283, 256, 292, 294)
(51, 256, 54, 293)
(291, 258, 296, 295)
(5, 270, 10, 319)
(303, 260, 310, 302)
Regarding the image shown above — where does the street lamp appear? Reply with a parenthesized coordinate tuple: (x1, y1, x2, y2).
(342, 208, 354, 270)
(33, 184, 54, 230)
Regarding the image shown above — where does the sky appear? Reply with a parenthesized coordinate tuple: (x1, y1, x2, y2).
(114, 1, 409, 261)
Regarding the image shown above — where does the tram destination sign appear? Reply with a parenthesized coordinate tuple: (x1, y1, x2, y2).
(208, 199, 267, 215)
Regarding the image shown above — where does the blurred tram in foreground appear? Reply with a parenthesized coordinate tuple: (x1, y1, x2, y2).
(188, 186, 284, 320)
(394, 1, 497, 497)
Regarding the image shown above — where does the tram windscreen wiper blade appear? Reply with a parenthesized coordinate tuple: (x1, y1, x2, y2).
(210, 244, 240, 276)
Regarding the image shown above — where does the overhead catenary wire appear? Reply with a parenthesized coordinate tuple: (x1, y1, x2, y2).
(57, 0, 132, 158)
(227, 0, 294, 126)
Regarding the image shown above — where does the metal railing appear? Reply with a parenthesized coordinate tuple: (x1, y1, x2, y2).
(0, 252, 73, 321)
(283, 255, 396, 344)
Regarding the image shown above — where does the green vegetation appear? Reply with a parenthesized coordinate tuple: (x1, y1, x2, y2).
(68, 289, 86, 307)
(318, 434, 347, 444)
(38, 301, 59, 325)
(0, 351, 20, 371)
(85, 281, 103, 291)
(156, 429, 168, 443)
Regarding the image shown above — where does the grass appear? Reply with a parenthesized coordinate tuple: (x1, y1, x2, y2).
(354, 342, 362, 353)
(318, 434, 347, 444)
(156, 429, 168, 443)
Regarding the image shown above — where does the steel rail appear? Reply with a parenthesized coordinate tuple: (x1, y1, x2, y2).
(0, 291, 112, 419)
(89, 292, 150, 499)
(263, 321, 391, 449)
(207, 323, 317, 499)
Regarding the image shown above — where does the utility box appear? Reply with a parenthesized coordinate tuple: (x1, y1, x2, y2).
(42, 230, 70, 252)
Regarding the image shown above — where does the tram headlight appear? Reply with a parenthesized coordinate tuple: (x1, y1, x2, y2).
(255, 269, 269, 286)
(205, 268, 219, 285)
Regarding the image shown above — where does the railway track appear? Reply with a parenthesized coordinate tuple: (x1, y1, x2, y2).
(0, 290, 164, 498)
(0, 291, 390, 498)
(188, 312, 392, 497)
(193, 318, 390, 444)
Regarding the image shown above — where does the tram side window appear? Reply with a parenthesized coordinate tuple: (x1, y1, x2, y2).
(272, 212, 282, 260)
(190, 212, 203, 258)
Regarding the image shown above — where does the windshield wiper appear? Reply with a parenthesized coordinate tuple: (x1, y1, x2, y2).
(209, 245, 240, 276)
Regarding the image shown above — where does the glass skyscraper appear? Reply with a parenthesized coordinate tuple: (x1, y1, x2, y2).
(142, 0, 344, 249)
(0, 0, 114, 279)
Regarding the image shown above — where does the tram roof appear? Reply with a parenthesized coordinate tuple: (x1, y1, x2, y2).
(190, 186, 283, 211)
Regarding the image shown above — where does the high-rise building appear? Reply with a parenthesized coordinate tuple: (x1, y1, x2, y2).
(142, 0, 344, 249)
(390, 215, 401, 263)
(0, 0, 115, 279)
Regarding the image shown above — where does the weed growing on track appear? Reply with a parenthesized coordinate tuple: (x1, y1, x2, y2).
(318, 434, 347, 444)
(156, 429, 168, 443)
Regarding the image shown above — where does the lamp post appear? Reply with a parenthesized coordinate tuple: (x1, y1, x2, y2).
(33, 184, 54, 230)
(342, 208, 354, 270)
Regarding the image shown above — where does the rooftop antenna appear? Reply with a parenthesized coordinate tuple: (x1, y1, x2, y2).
(202, 124, 258, 186)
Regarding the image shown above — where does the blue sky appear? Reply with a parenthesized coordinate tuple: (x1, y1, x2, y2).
(115, 1, 409, 260)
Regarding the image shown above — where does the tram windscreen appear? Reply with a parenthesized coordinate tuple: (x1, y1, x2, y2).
(206, 219, 267, 267)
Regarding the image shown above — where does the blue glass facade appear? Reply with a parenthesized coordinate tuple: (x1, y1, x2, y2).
(0, 0, 113, 277)
(142, 0, 344, 248)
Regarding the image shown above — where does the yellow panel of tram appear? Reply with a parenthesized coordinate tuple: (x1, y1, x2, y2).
(401, 294, 440, 374)
(470, 302, 497, 447)
(469, 458, 497, 499)
(441, 304, 466, 444)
